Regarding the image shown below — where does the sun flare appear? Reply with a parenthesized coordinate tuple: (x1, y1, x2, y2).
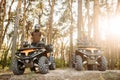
(109, 16, 120, 36)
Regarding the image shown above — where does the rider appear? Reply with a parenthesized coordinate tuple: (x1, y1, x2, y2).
(31, 24, 45, 47)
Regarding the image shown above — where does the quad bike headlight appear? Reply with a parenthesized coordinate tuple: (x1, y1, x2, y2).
(91, 50, 94, 53)
(96, 50, 103, 55)
(18, 53, 22, 56)
(96, 50, 101, 53)
(82, 49, 88, 54)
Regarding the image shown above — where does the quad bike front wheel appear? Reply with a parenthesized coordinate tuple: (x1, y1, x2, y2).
(98, 56, 107, 71)
(38, 56, 49, 74)
(75, 55, 83, 71)
(12, 58, 25, 75)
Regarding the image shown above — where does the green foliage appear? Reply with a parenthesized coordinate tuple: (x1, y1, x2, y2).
(6, 57, 11, 67)
(36, 2, 43, 9)
(0, 48, 11, 69)
(116, 60, 120, 69)
(55, 58, 68, 68)
(0, 57, 11, 69)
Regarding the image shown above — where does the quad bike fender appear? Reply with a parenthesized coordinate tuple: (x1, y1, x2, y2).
(75, 50, 84, 58)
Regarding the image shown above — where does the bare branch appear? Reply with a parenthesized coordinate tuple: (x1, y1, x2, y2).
(48, 0, 52, 7)
(2, 0, 14, 43)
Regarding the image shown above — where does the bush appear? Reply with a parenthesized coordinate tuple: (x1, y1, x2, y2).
(55, 58, 68, 68)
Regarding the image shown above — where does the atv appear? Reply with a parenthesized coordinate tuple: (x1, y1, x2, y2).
(12, 41, 56, 75)
(72, 46, 107, 71)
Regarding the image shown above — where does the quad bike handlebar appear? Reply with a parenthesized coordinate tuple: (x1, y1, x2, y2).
(18, 47, 43, 51)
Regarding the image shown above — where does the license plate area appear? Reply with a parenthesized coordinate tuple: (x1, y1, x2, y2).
(88, 60, 96, 64)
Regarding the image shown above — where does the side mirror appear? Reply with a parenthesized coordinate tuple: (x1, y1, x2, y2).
(42, 38, 46, 42)
(23, 41, 29, 47)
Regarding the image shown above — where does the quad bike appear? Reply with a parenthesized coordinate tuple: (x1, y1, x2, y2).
(72, 46, 107, 71)
(12, 41, 56, 75)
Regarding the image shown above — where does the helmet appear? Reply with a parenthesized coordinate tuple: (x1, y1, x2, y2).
(35, 24, 40, 30)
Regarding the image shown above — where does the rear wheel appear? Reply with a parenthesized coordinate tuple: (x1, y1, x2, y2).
(38, 56, 49, 74)
(98, 56, 107, 71)
(75, 55, 83, 71)
(12, 58, 25, 75)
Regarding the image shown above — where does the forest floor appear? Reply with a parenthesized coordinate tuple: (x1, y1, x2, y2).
(0, 68, 120, 80)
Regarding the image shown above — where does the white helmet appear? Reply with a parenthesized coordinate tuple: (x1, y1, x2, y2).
(35, 24, 40, 30)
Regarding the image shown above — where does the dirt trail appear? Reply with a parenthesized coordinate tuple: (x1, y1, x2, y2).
(0, 68, 120, 80)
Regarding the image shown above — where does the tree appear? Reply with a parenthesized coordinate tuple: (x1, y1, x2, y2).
(2, 0, 14, 46)
(11, 0, 22, 61)
(0, 0, 6, 50)
(77, 0, 82, 45)
(94, 0, 99, 42)
(116, 0, 120, 15)
(69, 0, 73, 67)
(47, 0, 55, 44)
(116, 0, 120, 69)
(20, 0, 26, 47)
(86, 0, 92, 41)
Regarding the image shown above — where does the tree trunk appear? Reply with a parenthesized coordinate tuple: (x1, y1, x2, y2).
(11, 0, 22, 61)
(94, 0, 99, 42)
(106, 1, 112, 69)
(77, 0, 82, 45)
(86, 0, 91, 41)
(116, 0, 120, 15)
(69, 0, 73, 67)
(48, 0, 55, 44)
(61, 41, 65, 67)
(117, 0, 120, 69)
(0, 0, 6, 49)
(20, 0, 26, 47)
